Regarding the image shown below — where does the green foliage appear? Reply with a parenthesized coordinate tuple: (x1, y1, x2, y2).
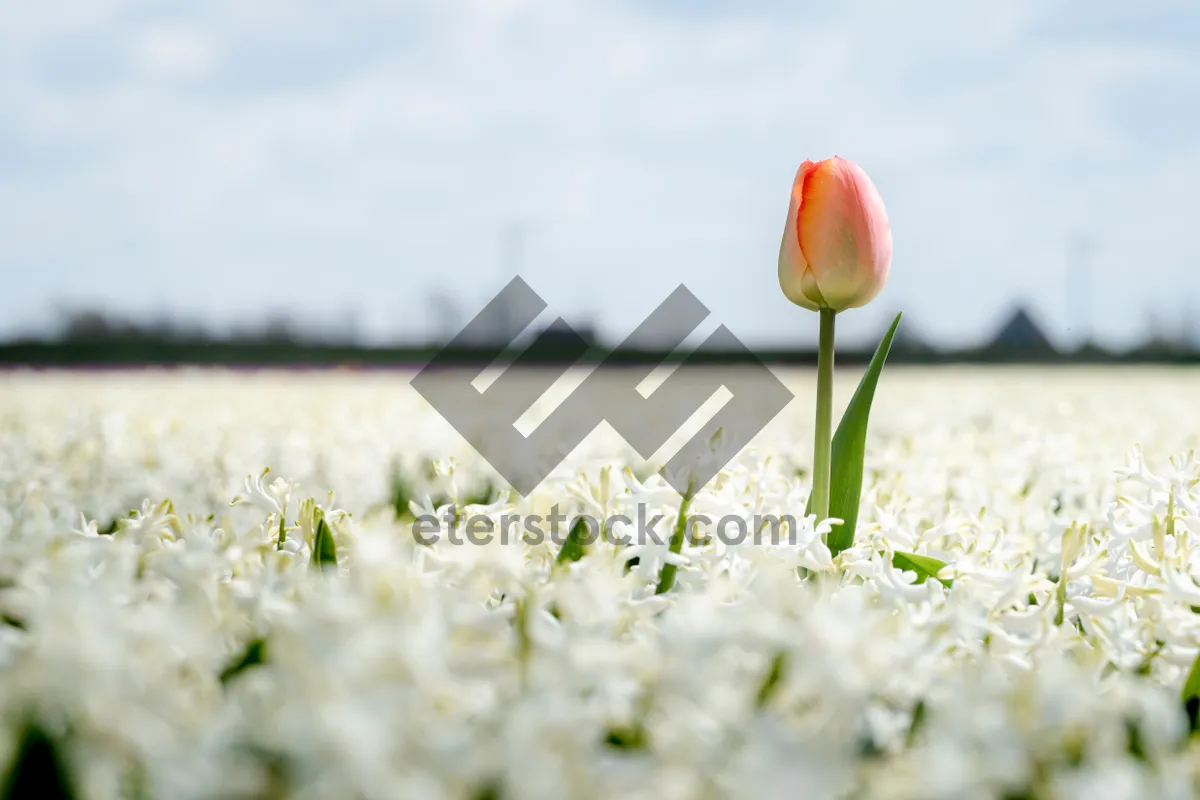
(390, 463, 415, 519)
(806, 313, 901, 557)
(461, 480, 501, 508)
(1181, 647, 1200, 733)
(242, 746, 290, 800)
(655, 481, 696, 595)
(755, 651, 788, 708)
(555, 516, 591, 565)
(906, 699, 928, 747)
(471, 781, 504, 800)
(603, 725, 647, 751)
(311, 515, 338, 571)
(220, 638, 268, 684)
(513, 596, 533, 666)
(1125, 717, 1147, 760)
(97, 509, 136, 536)
(891, 550, 953, 588)
(1, 724, 76, 800)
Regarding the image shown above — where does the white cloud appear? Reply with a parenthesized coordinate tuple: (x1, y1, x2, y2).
(1, 0, 1199, 347)
(136, 26, 219, 82)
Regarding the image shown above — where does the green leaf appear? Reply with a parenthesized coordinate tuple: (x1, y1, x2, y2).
(219, 638, 267, 684)
(891, 550, 953, 588)
(603, 725, 647, 751)
(390, 462, 415, 519)
(311, 516, 338, 570)
(807, 312, 901, 557)
(2, 724, 77, 800)
(461, 480, 500, 507)
(1182, 648, 1200, 733)
(556, 517, 591, 565)
(905, 699, 928, 747)
(513, 596, 533, 665)
(470, 780, 504, 800)
(98, 509, 136, 536)
(754, 651, 787, 708)
(1125, 717, 1148, 760)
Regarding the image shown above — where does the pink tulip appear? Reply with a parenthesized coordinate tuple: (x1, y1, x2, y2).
(778, 156, 892, 312)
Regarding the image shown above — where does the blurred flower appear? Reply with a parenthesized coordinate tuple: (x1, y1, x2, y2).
(1, 371, 1200, 796)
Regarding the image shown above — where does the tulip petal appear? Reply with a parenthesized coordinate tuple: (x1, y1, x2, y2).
(777, 161, 822, 311)
(798, 157, 891, 311)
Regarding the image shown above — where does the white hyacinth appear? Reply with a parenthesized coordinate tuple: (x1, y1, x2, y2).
(1, 368, 1200, 798)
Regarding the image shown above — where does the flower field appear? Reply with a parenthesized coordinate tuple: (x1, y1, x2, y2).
(4, 367, 1200, 798)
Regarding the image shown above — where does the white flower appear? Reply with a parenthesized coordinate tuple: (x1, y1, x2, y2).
(2, 368, 1200, 795)
(621, 535, 689, 589)
(232, 468, 290, 515)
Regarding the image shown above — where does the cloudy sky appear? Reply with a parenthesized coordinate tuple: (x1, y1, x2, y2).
(2, 1, 1199, 348)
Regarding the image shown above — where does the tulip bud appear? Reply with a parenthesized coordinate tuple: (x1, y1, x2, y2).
(778, 156, 892, 312)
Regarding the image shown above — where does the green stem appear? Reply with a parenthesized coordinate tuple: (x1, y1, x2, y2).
(655, 478, 696, 595)
(812, 308, 836, 521)
(514, 593, 532, 689)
